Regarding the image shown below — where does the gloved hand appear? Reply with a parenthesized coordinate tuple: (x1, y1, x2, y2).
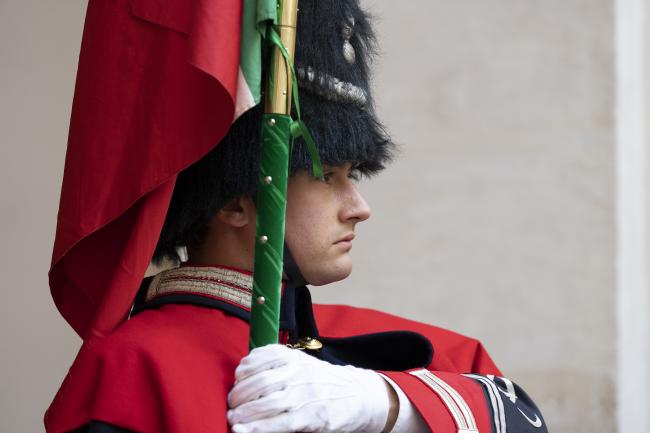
(227, 344, 392, 433)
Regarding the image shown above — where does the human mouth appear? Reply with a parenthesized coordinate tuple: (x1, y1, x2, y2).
(334, 233, 355, 249)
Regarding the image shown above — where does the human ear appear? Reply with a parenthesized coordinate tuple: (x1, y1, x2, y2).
(216, 197, 256, 228)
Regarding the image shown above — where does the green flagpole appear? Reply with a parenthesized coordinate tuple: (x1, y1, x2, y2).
(249, 0, 299, 350)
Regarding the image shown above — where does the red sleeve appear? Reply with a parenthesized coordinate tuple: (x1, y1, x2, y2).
(381, 368, 549, 433)
(382, 369, 492, 433)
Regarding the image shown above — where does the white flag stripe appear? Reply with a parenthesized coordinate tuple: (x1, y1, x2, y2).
(233, 67, 256, 121)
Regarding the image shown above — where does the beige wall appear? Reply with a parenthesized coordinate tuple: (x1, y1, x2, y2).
(0, 1, 86, 433)
(314, 1, 617, 432)
(0, 0, 639, 432)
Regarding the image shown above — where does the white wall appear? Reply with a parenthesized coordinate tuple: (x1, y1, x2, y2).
(615, 0, 650, 431)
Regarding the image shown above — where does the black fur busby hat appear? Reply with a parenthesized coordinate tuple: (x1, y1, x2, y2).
(154, 0, 394, 263)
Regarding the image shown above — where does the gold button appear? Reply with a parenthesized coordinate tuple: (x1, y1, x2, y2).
(296, 337, 323, 351)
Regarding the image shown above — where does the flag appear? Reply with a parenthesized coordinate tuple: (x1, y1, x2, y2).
(237, 0, 276, 116)
(50, 0, 273, 342)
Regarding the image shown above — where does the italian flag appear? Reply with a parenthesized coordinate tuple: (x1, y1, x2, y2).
(50, 0, 280, 341)
(235, 0, 277, 119)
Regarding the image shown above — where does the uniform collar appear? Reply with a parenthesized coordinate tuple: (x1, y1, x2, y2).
(144, 265, 257, 311)
(131, 264, 434, 371)
(132, 264, 318, 341)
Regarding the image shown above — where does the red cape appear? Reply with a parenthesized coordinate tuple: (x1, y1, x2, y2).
(50, 0, 242, 342)
(45, 303, 500, 433)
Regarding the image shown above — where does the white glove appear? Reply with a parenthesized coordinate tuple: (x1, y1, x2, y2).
(227, 344, 391, 433)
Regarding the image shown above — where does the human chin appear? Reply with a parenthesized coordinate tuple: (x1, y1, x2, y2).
(306, 254, 353, 286)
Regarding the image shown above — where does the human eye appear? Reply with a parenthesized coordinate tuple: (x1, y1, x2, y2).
(347, 169, 361, 182)
(320, 171, 335, 183)
(347, 163, 363, 182)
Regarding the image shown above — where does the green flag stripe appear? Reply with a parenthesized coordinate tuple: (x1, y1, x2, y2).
(239, 0, 277, 110)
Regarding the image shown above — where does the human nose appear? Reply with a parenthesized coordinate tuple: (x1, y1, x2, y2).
(340, 183, 371, 223)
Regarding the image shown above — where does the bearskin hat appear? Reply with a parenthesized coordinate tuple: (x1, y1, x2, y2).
(154, 0, 394, 263)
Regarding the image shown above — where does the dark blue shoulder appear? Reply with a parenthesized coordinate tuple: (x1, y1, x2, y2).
(464, 374, 548, 433)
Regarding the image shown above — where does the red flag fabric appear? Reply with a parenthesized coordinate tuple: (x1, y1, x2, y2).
(50, 0, 243, 341)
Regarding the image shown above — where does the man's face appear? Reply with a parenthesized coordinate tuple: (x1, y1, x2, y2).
(284, 162, 371, 286)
